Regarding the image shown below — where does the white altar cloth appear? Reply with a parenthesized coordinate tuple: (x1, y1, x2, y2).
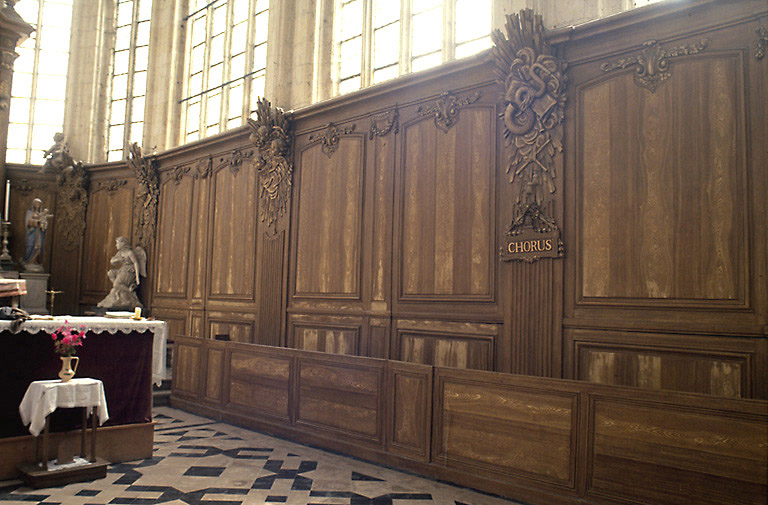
(1, 317, 167, 386)
(19, 378, 109, 437)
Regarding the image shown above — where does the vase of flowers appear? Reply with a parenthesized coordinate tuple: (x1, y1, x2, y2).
(51, 321, 86, 382)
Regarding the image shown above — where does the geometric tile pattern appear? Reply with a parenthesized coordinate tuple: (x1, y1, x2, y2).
(0, 406, 524, 505)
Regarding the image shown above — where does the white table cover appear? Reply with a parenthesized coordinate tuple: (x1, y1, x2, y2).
(0, 316, 168, 386)
(19, 378, 109, 437)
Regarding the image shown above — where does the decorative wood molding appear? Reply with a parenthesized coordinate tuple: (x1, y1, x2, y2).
(415, 91, 480, 133)
(757, 25, 767, 60)
(309, 122, 356, 158)
(11, 179, 48, 194)
(98, 179, 127, 192)
(171, 165, 190, 184)
(222, 147, 254, 176)
(55, 162, 89, 250)
(368, 105, 399, 139)
(127, 143, 159, 251)
(195, 156, 212, 179)
(246, 98, 294, 234)
(600, 38, 710, 92)
(492, 9, 565, 261)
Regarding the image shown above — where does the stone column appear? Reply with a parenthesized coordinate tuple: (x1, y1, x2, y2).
(0, 0, 32, 202)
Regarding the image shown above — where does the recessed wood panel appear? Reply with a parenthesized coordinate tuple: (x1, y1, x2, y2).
(257, 232, 285, 346)
(399, 108, 494, 300)
(579, 55, 746, 305)
(209, 317, 254, 344)
(296, 358, 383, 442)
(80, 186, 135, 297)
(204, 347, 224, 403)
(294, 137, 364, 298)
(229, 350, 291, 420)
(154, 177, 194, 297)
(435, 375, 576, 485)
(589, 397, 768, 504)
(395, 320, 498, 371)
(208, 164, 258, 300)
(172, 342, 201, 397)
(292, 323, 360, 355)
(388, 362, 432, 461)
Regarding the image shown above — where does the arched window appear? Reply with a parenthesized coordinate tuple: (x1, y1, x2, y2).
(181, 0, 268, 143)
(334, 0, 492, 95)
(7, 0, 73, 165)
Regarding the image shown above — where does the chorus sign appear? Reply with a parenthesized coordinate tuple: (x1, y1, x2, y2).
(500, 229, 563, 262)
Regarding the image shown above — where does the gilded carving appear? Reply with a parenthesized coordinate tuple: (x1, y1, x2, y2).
(416, 91, 480, 133)
(127, 143, 159, 251)
(757, 25, 767, 60)
(368, 105, 399, 139)
(98, 179, 127, 192)
(492, 9, 565, 261)
(309, 122, 356, 158)
(246, 97, 294, 233)
(601, 38, 710, 92)
(55, 162, 89, 250)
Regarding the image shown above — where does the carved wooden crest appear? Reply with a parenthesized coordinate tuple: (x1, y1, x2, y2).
(127, 143, 159, 251)
(55, 163, 89, 250)
(492, 9, 565, 261)
(601, 38, 709, 92)
(247, 98, 293, 234)
(416, 91, 480, 133)
(309, 122, 356, 158)
(368, 105, 399, 139)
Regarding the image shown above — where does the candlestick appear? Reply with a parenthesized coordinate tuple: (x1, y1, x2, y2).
(4, 179, 9, 221)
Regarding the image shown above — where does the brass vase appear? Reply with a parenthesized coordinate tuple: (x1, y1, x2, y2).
(58, 356, 79, 382)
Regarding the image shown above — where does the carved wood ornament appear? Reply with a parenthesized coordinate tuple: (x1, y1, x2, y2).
(416, 91, 480, 133)
(246, 98, 293, 234)
(127, 143, 159, 251)
(55, 163, 89, 250)
(492, 9, 565, 262)
(757, 25, 767, 60)
(309, 122, 356, 158)
(368, 105, 399, 139)
(601, 38, 709, 92)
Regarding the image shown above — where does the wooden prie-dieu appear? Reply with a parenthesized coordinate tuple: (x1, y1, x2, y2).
(5, 0, 767, 504)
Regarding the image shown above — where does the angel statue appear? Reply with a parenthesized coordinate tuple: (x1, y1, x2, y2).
(97, 236, 147, 309)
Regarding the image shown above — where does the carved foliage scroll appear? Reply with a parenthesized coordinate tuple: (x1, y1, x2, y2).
(757, 25, 767, 60)
(601, 38, 710, 92)
(416, 91, 480, 133)
(492, 9, 565, 262)
(246, 97, 294, 234)
(127, 143, 159, 251)
(55, 163, 89, 250)
(309, 122, 356, 158)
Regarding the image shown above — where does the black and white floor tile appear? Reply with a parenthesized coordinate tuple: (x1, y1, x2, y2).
(0, 407, 525, 505)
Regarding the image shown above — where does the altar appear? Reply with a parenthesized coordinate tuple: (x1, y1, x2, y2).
(0, 316, 167, 479)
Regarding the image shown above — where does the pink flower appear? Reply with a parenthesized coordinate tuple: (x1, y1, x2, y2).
(51, 334, 56, 341)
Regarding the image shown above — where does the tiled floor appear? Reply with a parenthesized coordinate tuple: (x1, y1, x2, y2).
(0, 407, 525, 505)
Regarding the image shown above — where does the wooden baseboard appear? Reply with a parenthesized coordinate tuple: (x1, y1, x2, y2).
(0, 422, 154, 481)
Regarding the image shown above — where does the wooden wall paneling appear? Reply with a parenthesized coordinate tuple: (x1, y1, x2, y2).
(291, 128, 366, 303)
(393, 319, 499, 371)
(206, 310, 257, 344)
(393, 100, 497, 310)
(79, 179, 135, 306)
(188, 162, 211, 305)
(386, 360, 432, 461)
(172, 339, 202, 399)
(433, 368, 579, 489)
(565, 329, 768, 399)
(202, 340, 227, 405)
(585, 391, 768, 504)
(206, 154, 259, 304)
(227, 343, 293, 421)
(189, 310, 205, 338)
(149, 306, 189, 375)
(368, 316, 390, 359)
(295, 353, 386, 445)
(7, 174, 57, 272)
(152, 173, 195, 301)
(288, 313, 363, 355)
(256, 230, 285, 347)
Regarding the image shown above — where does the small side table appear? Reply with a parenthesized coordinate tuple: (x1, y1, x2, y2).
(17, 378, 110, 488)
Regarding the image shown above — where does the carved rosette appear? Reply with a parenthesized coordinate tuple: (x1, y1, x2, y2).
(492, 9, 566, 261)
(416, 91, 480, 133)
(55, 163, 89, 250)
(600, 38, 709, 92)
(246, 98, 294, 234)
(127, 143, 159, 251)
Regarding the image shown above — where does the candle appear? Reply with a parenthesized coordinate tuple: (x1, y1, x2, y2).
(3, 179, 9, 222)
(133, 307, 142, 319)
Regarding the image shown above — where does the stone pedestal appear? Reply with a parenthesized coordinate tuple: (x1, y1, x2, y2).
(19, 272, 49, 314)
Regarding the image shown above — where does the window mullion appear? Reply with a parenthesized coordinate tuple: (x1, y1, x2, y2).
(360, 0, 372, 88)
(242, 0, 255, 119)
(124, 1, 138, 155)
(443, 0, 454, 63)
(26, 1, 46, 164)
(200, 6, 212, 136)
(400, 0, 410, 75)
